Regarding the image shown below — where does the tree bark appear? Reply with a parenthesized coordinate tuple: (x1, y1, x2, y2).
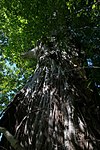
(0, 43, 100, 150)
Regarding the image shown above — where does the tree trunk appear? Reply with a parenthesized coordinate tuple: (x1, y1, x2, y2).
(0, 43, 100, 150)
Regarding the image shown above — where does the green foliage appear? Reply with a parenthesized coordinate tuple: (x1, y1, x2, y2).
(0, 31, 36, 110)
(0, 0, 100, 110)
(1, 1, 100, 55)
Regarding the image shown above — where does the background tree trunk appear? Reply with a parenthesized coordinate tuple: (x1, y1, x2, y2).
(0, 43, 100, 150)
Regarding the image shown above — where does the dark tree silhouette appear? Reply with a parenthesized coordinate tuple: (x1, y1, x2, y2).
(0, 41, 100, 150)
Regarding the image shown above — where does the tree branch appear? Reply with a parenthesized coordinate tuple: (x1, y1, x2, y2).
(0, 127, 24, 150)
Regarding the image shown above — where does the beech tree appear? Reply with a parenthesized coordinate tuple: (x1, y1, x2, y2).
(0, 0, 100, 150)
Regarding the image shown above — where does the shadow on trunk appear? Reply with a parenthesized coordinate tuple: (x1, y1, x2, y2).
(0, 41, 100, 150)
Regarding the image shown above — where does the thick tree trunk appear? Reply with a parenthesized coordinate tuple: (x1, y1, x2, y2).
(0, 43, 100, 150)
